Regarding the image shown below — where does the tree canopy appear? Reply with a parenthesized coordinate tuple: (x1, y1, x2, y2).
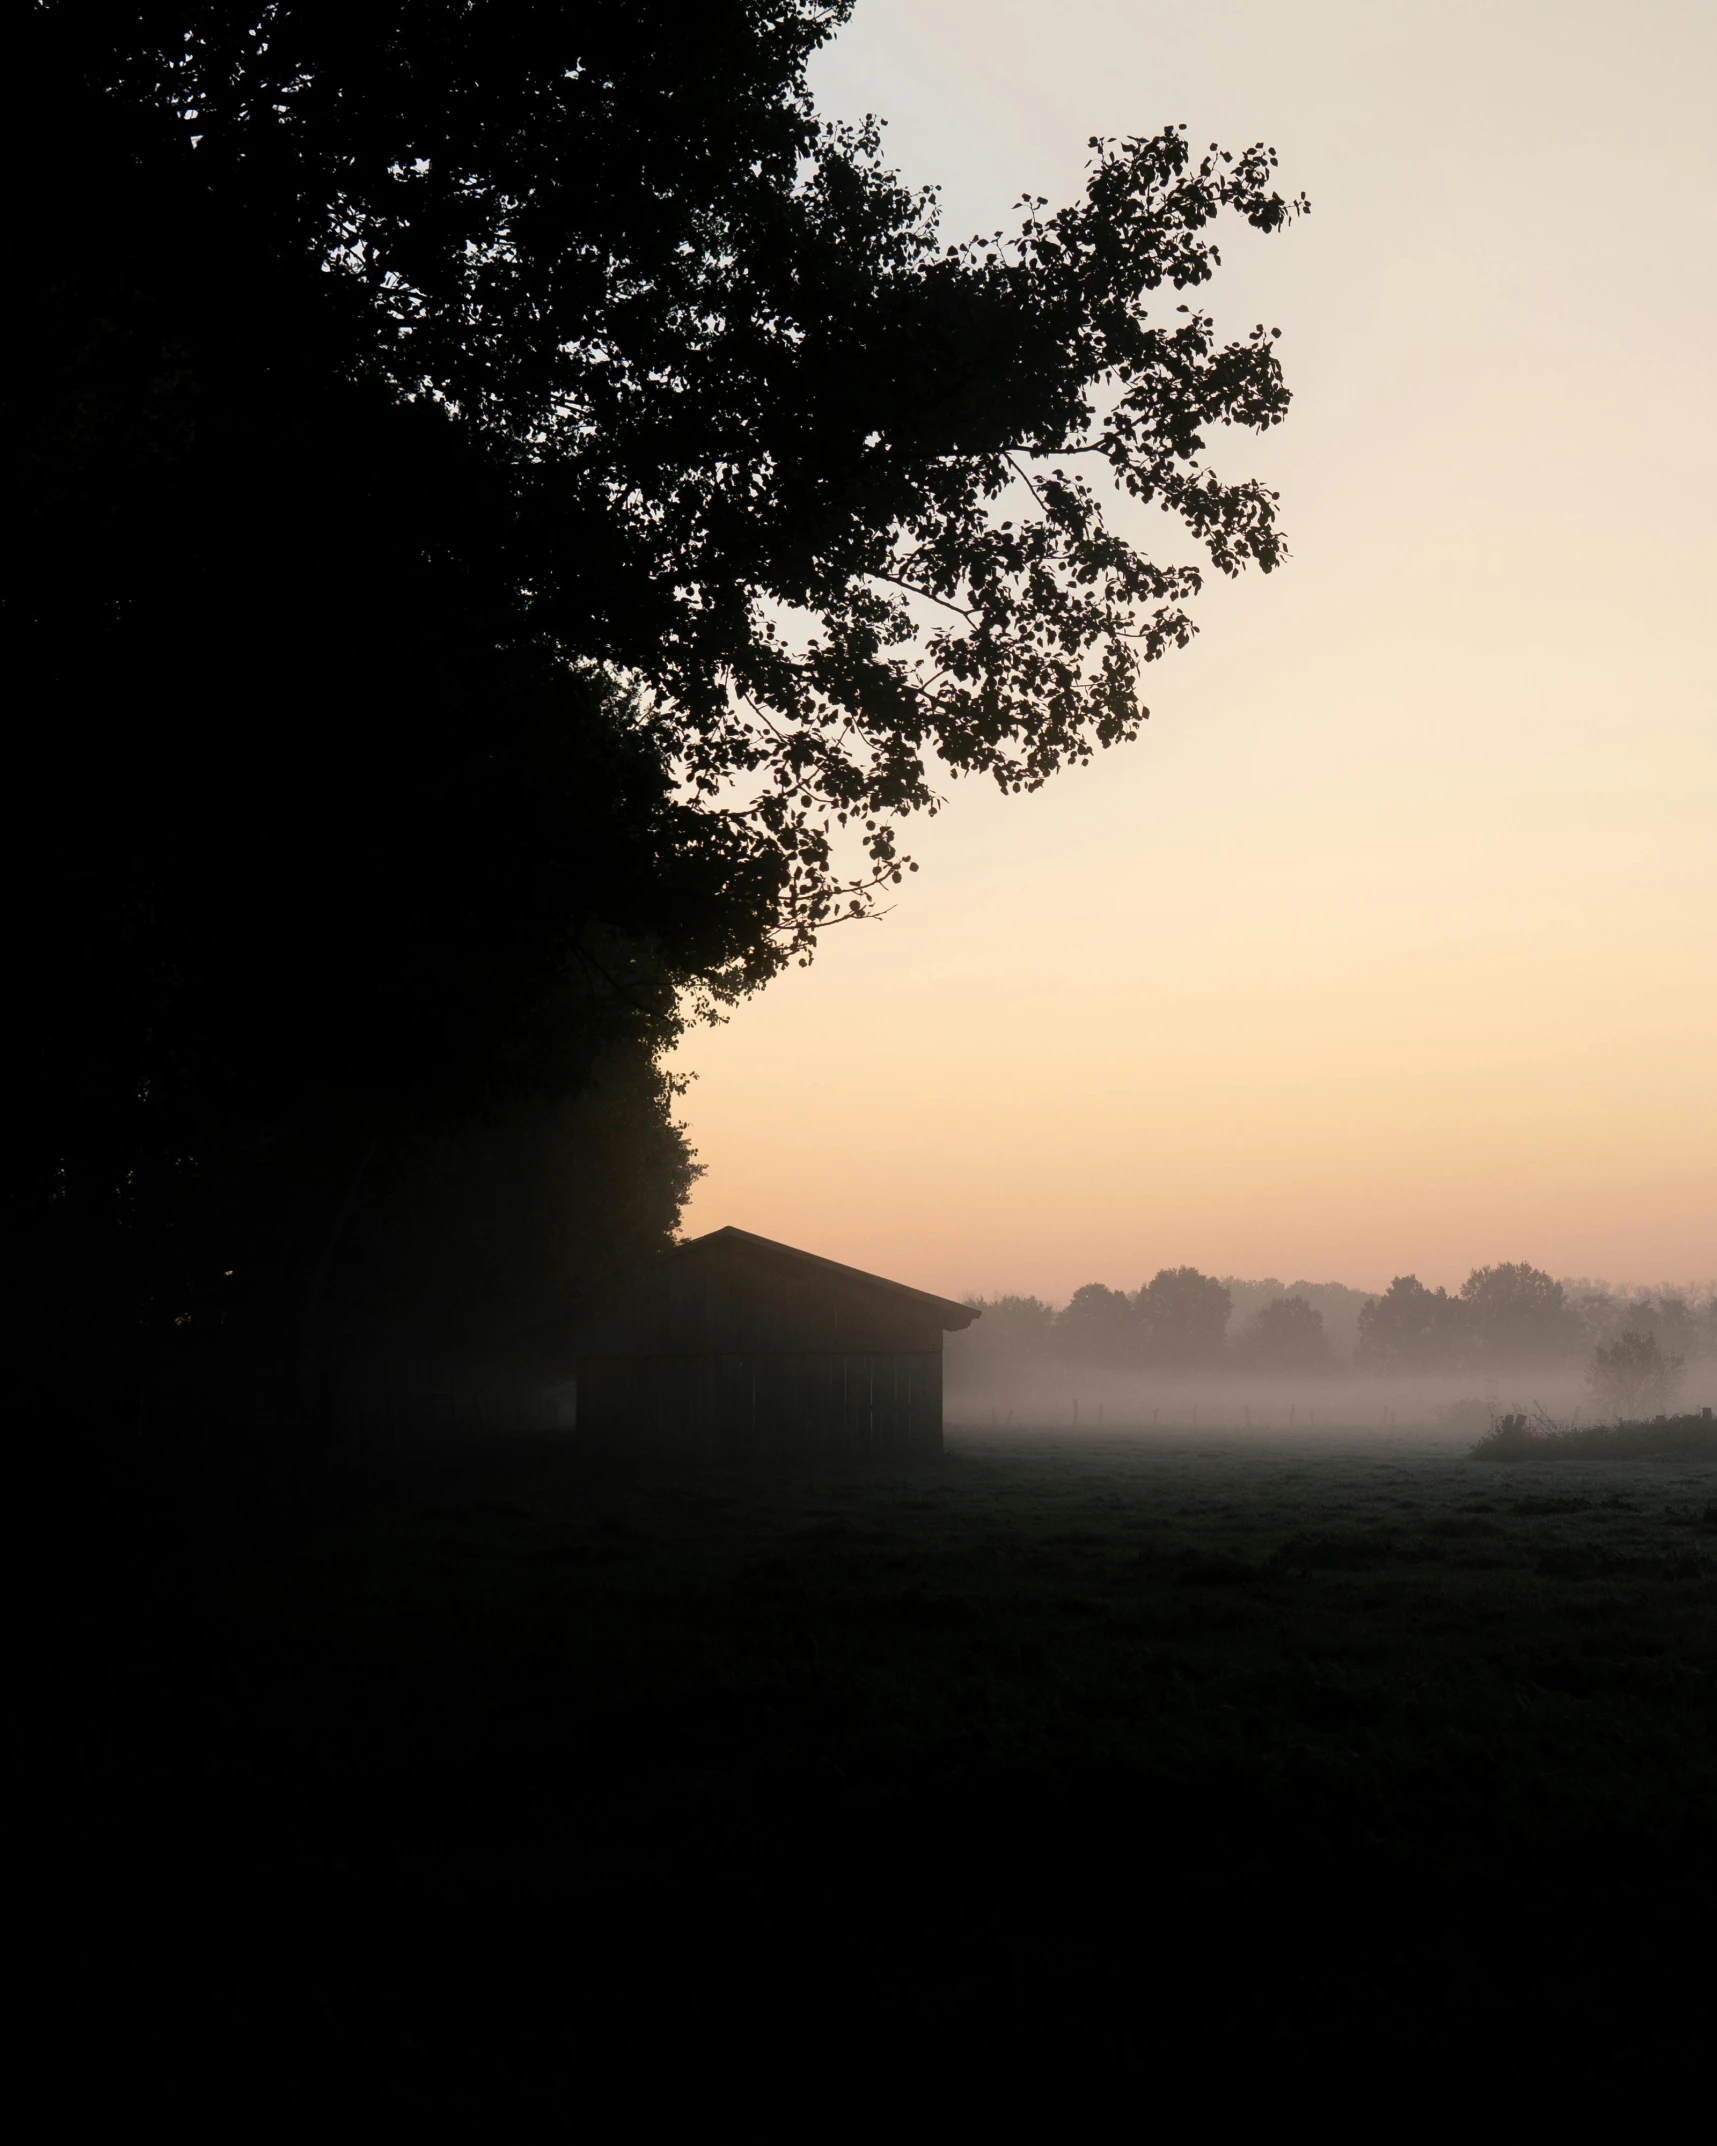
(1232, 1292, 1331, 1374)
(1138, 1267, 1233, 1369)
(1058, 1283, 1141, 1366)
(1356, 1276, 1467, 1373)
(8, 1, 1305, 1418)
(16, 0, 1303, 932)
(1459, 1264, 1584, 1369)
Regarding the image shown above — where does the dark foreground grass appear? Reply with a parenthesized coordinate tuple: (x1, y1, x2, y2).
(41, 1427, 1717, 2114)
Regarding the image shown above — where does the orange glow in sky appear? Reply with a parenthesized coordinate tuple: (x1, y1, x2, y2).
(672, 0, 1717, 1300)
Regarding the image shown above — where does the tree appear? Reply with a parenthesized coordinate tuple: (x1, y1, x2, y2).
(1356, 1276, 1467, 1373)
(1617, 1292, 1708, 1366)
(1233, 1293, 1331, 1375)
(1139, 1268, 1232, 1370)
(1459, 1264, 1583, 1370)
(9, 2, 1305, 1425)
(1586, 1332, 1685, 1422)
(151, 1044, 704, 1438)
(957, 1294, 1058, 1354)
(1570, 1286, 1712, 1367)
(1057, 1283, 1141, 1367)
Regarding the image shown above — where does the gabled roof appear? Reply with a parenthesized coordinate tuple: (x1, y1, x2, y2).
(665, 1226, 979, 1331)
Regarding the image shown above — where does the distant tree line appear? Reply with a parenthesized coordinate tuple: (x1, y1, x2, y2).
(963, 1262, 1717, 1389)
(965, 1267, 1326, 1375)
(1358, 1266, 1715, 1392)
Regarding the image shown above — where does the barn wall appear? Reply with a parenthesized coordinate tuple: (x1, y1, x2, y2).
(575, 1350, 943, 1461)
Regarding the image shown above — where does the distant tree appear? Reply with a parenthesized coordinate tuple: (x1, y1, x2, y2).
(1233, 1293, 1332, 1374)
(1356, 1275, 1467, 1373)
(1228, 1275, 1375, 1360)
(1565, 1283, 1702, 1352)
(1459, 1264, 1583, 1369)
(1139, 1268, 1232, 1370)
(1281, 1280, 1375, 1361)
(1586, 1332, 1685, 1421)
(961, 1294, 1059, 1353)
(1569, 1288, 1623, 1351)
(1632, 1294, 1703, 1364)
(1222, 1279, 1287, 1324)
(1057, 1283, 1141, 1366)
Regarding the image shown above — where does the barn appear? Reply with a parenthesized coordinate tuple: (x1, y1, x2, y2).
(572, 1226, 979, 1460)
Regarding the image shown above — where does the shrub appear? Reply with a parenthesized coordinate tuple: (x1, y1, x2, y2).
(1469, 1412, 1545, 1459)
(1472, 1410, 1717, 1461)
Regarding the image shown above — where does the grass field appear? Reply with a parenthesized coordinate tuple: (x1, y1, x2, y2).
(52, 1423, 1716, 2112)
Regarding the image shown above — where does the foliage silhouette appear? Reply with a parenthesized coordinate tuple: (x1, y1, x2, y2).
(961, 1294, 1060, 1350)
(1138, 1266, 1233, 1369)
(1357, 1275, 1467, 1373)
(8, 2, 1304, 1429)
(1232, 1291, 1332, 1373)
(1587, 1331, 1686, 1422)
(1057, 1282, 1142, 1365)
(1472, 1406, 1714, 1460)
(1459, 1263, 1583, 1369)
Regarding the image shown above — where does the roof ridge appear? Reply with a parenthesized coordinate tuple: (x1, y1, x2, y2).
(669, 1225, 978, 1326)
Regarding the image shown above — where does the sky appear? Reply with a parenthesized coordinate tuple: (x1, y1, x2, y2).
(670, 0, 1717, 1303)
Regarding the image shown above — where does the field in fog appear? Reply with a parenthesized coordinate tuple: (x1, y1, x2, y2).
(53, 1425, 1716, 2107)
(945, 1369, 1603, 1439)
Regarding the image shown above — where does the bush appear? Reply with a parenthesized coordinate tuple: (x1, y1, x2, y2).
(1472, 1410, 1717, 1461)
(1470, 1412, 1545, 1459)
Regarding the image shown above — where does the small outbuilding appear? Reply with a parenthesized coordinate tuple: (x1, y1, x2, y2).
(572, 1226, 979, 1461)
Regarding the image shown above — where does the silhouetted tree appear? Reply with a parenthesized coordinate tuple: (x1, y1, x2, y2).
(1569, 1286, 1715, 1366)
(1233, 1293, 1331, 1374)
(139, 1042, 702, 1438)
(956, 1294, 1059, 1355)
(1458, 1264, 1582, 1370)
(1585, 1332, 1685, 1422)
(1356, 1275, 1467, 1373)
(1057, 1283, 1141, 1366)
(8, 2, 1304, 1431)
(1617, 1293, 1707, 1365)
(1226, 1276, 1375, 1360)
(1646, 1295, 1702, 1361)
(985, 1295, 1058, 1337)
(1139, 1268, 1232, 1370)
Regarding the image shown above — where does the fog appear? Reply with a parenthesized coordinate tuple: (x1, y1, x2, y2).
(945, 1265, 1717, 1445)
(944, 1361, 1597, 1449)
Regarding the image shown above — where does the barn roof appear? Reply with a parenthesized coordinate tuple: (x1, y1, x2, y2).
(660, 1226, 980, 1331)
